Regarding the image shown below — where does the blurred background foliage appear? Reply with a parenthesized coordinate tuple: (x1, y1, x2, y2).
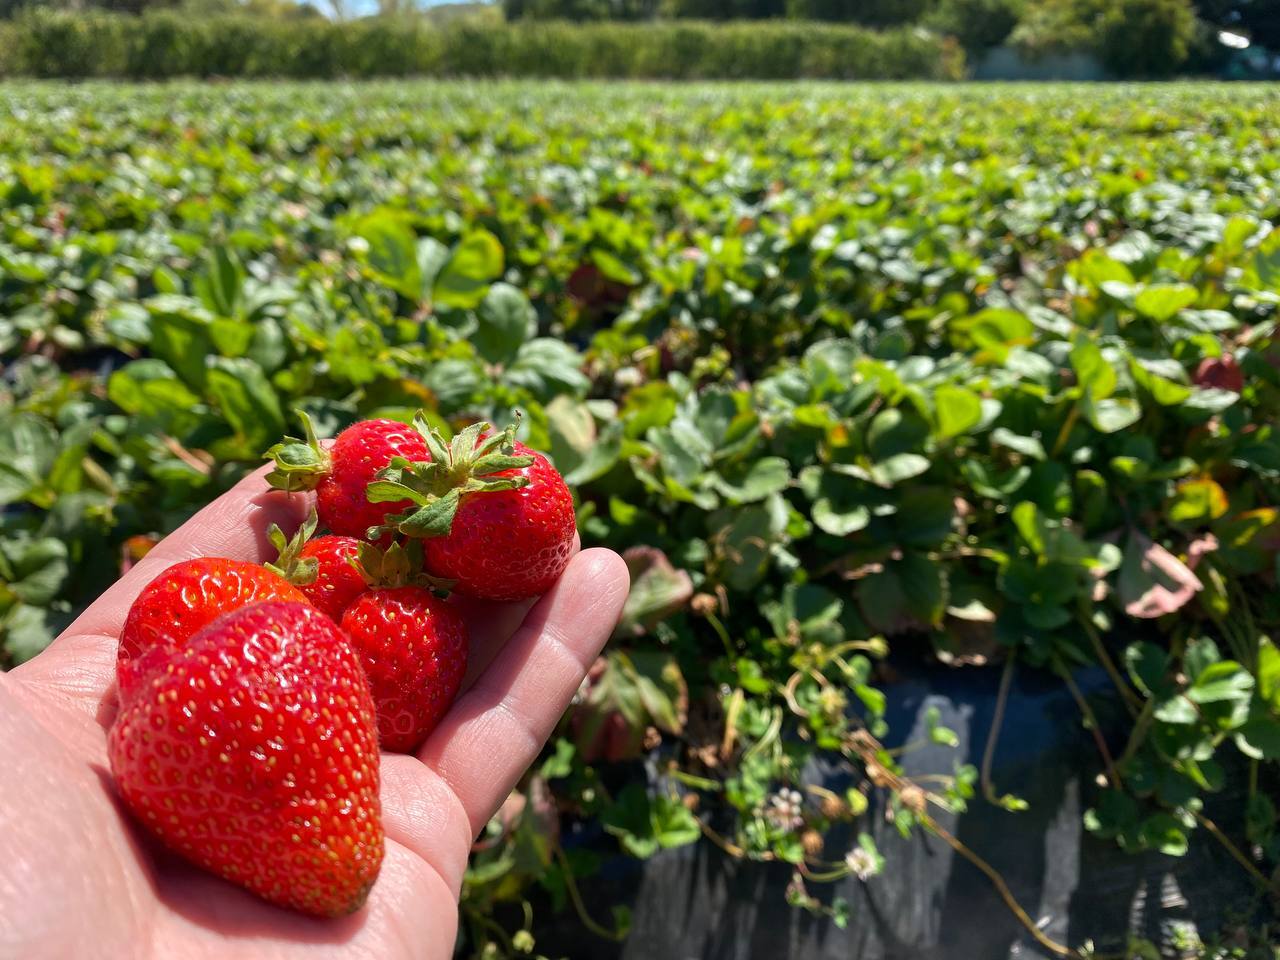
(0, 0, 1276, 78)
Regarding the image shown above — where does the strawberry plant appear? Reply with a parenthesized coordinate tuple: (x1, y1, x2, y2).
(2, 81, 1279, 955)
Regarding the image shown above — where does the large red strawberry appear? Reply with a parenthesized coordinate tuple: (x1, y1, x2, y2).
(265, 413, 429, 541)
(340, 583, 469, 753)
(267, 511, 366, 622)
(117, 557, 307, 699)
(369, 418, 576, 601)
(108, 601, 384, 917)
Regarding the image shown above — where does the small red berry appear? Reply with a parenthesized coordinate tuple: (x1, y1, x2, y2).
(340, 586, 469, 753)
(317, 420, 429, 539)
(266, 414, 429, 541)
(296, 535, 367, 621)
(371, 418, 577, 602)
(117, 557, 307, 700)
(423, 441, 576, 601)
(108, 601, 384, 917)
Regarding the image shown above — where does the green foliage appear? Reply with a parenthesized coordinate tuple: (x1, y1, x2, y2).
(1096, 0, 1199, 77)
(0, 13, 959, 79)
(923, 0, 1024, 53)
(783, 0, 931, 26)
(1012, 0, 1199, 76)
(2, 82, 1279, 953)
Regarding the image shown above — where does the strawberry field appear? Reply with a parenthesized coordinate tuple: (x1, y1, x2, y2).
(3, 81, 1280, 957)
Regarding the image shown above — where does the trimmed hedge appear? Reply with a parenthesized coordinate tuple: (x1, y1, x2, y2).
(0, 11, 962, 79)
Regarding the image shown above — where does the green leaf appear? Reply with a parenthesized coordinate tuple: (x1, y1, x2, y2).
(104, 302, 151, 344)
(866, 408, 928, 460)
(1124, 642, 1170, 698)
(990, 428, 1046, 461)
(711, 506, 777, 591)
(859, 551, 947, 630)
(925, 706, 959, 747)
(0, 538, 68, 605)
(357, 210, 422, 300)
(651, 793, 701, 849)
(1237, 709, 1280, 760)
(1185, 637, 1221, 680)
(1138, 813, 1188, 856)
(205, 357, 284, 456)
(1134, 284, 1197, 321)
(2, 603, 59, 663)
(870, 453, 931, 486)
(953, 308, 1033, 361)
(1186, 661, 1253, 705)
(415, 237, 450, 293)
(1129, 359, 1192, 406)
(1167, 478, 1228, 525)
(434, 230, 504, 309)
(813, 499, 870, 536)
(712, 457, 790, 504)
(893, 487, 956, 545)
(475, 282, 537, 364)
(395, 488, 462, 539)
(540, 738, 576, 781)
(602, 785, 698, 859)
(1182, 387, 1239, 413)
(1153, 695, 1198, 724)
(149, 307, 214, 392)
(1070, 335, 1116, 400)
(616, 549, 693, 637)
(1083, 395, 1142, 434)
(194, 246, 245, 318)
(506, 338, 590, 400)
(0, 414, 56, 505)
(1257, 638, 1280, 710)
(933, 384, 983, 440)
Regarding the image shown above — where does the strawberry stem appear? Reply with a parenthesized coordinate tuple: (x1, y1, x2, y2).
(265, 509, 320, 586)
(264, 410, 331, 493)
(352, 540, 455, 592)
(367, 413, 534, 541)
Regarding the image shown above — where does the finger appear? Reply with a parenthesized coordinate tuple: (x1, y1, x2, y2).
(377, 755, 474, 897)
(451, 532, 582, 691)
(12, 467, 314, 705)
(416, 548, 629, 836)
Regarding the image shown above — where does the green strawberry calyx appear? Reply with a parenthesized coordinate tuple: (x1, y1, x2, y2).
(367, 413, 534, 541)
(352, 540, 453, 591)
(265, 508, 320, 586)
(267, 512, 454, 592)
(264, 410, 331, 493)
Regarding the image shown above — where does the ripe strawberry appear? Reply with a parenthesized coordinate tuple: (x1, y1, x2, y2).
(267, 511, 366, 622)
(340, 584, 469, 753)
(295, 536, 366, 620)
(108, 601, 384, 918)
(266, 413, 429, 541)
(370, 418, 576, 601)
(1194, 355, 1244, 394)
(117, 557, 307, 700)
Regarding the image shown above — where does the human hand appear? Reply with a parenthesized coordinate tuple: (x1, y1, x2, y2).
(0, 467, 629, 959)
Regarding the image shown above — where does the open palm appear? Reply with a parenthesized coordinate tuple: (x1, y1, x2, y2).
(0, 468, 629, 960)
